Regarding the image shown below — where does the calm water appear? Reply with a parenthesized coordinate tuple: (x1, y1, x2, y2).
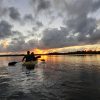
(0, 55, 100, 100)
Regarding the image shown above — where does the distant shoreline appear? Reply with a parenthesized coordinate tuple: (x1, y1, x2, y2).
(0, 54, 47, 57)
(0, 54, 25, 57)
(0, 53, 100, 57)
(1, 50, 100, 57)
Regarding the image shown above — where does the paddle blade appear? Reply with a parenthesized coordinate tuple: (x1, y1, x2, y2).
(41, 59, 45, 62)
(8, 61, 18, 66)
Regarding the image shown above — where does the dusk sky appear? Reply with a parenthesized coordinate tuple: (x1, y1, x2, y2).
(0, 0, 100, 53)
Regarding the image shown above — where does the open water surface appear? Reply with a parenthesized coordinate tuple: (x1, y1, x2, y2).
(0, 55, 100, 100)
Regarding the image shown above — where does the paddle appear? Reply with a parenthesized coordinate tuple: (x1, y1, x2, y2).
(39, 59, 45, 62)
(8, 61, 20, 66)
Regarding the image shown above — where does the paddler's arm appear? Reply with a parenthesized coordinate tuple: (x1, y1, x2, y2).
(22, 56, 26, 62)
(35, 55, 41, 59)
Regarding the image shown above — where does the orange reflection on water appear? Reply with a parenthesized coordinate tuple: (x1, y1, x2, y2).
(44, 55, 100, 65)
(40, 55, 48, 61)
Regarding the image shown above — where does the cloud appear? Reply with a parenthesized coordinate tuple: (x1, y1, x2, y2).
(31, 21, 43, 32)
(0, 20, 13, 39)
(36, 21, 43, 27)
(63, 0, 97, 34)
(67, 16, 96, 34)
(1, 0, 100, 52)
(8, 7, 21, 21)
(0, 30, 32, 52)
(24, 14, 34, 21)
(40, 27, 100, 49)
(22, 14, 34, 25)
(7, 38, 39, 52)
(89, 29, 100, 44)
(37, 0, 50, 11)
(39, 0, 100, 48)
(0, 0, 8, 17)
(40, 27, 75, 49)
(27, 39, 39, 49)
(92, 0, 100, 12)
(6, 30, 39, 52)
(31, 0, 50, 12)
(31, 0, 51, 19)
(63, 0, 100, 46)
(7, 38, 26, 52)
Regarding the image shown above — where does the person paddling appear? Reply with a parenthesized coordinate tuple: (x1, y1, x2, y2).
(22, 51, 32, 62)
(30, 52, 37, 61)
(31, 52, 41, 61)
(22, 51, 41, 62)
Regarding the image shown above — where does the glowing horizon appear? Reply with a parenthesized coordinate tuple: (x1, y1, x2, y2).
(0, 44, 100, 55)
(24, 44, 100, 54)
(1, 40, 99, 54)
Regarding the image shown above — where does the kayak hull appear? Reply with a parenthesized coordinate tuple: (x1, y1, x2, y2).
(22, 61, 37, 70)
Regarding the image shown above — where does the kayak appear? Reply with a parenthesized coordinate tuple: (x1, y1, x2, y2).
(22, 61, 38, 69)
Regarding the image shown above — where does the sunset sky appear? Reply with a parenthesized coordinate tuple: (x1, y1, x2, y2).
(0, 0, 100, 54)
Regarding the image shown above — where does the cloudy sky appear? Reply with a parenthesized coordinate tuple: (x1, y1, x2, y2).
(0, 0, 100, 53)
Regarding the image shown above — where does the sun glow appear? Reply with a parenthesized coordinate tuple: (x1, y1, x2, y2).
(0, 40, 9, 48)
(33, 48, 48, 54)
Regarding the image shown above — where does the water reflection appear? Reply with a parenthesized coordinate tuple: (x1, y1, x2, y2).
(0, 55, 100, 99)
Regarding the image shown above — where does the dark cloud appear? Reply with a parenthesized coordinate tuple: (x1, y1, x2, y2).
(89, 29, 100, 44)
(5, 30, 39, 52)
(31, 0, 51, 18)
(8, 7, 21, 21)
(24, 14, 34, 22)
(40, 26, 100, 49)
(67, 16, 96, 34)
(92, 0, 100, 12)
(76, 29, 100, 45)
(40, 27, 74, 49)
(0, 30, 25, 52)
(31, 0, 50, 11)
(0, 20, 13, 39)
(7, 38, 26, 52)
(22, 14, 34, 25)
(23, 14, 43, 27)
(64, 0, 100, 31)
(7, 38, 38, 52)
(36, 21, 43, 27)
(32, 27, 38, 32)
(27, 39, 38, 49)
(31, 21, 43, 32)
(37, 0, 50, 11)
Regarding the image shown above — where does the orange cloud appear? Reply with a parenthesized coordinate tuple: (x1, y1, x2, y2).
(32, 48, 48, 54)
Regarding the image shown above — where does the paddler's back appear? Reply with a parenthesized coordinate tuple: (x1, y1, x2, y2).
(24, 55, 32, 62)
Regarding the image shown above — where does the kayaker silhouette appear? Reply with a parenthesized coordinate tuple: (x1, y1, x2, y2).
(31, 52, 37, 61)
(22, 51, 32, 62)
(22, 51, 40, 62)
